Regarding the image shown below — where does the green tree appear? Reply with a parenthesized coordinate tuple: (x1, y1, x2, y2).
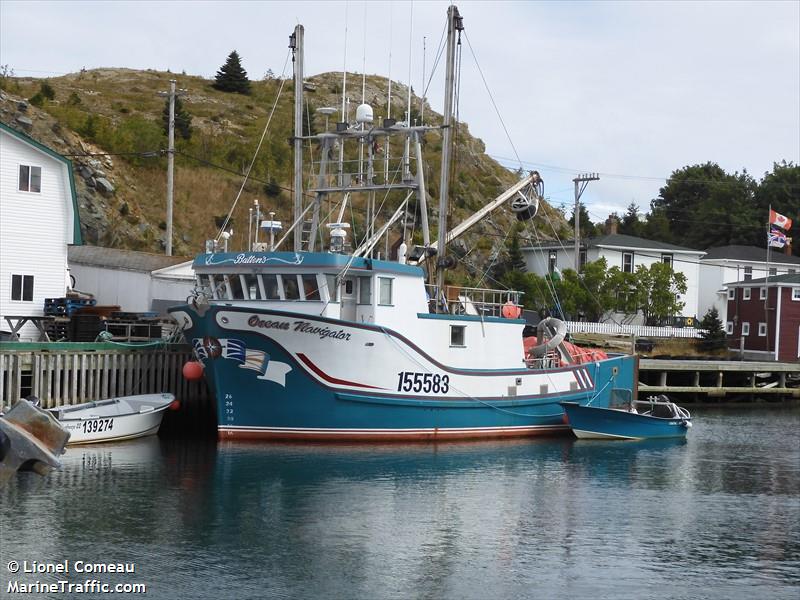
(552, 258, 614, 321)
(633, 262, 688, 324)
(213, 50, 251, 94)
(39, 80, 55, 100)
(698, 307, 727, 351)
(602, 266, 638, 315)
(755, 161, 799, 256)
(651, 162, 758, 249)
(567, 202, 598, 239)
(162, 95, 192, 140)
(618, 202, 644, 237)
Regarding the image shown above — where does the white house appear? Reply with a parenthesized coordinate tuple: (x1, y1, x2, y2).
(0, 122, 81, 339)
(522, 225, 705, 322)
(699, 245, 800, 324)
(68, 246, 195, 315)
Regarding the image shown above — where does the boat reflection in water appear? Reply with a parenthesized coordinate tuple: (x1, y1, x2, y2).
(3, 408, 797, 599)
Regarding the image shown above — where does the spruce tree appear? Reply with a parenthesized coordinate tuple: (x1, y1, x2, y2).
(213, 50, 251, 94)
(698, 307, 727, 352)
(162, 95, 192, 140)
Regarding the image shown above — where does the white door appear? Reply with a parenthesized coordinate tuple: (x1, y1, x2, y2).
(341, 277, 357, 321)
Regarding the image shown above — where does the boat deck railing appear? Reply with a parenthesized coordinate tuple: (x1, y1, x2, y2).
(426, 285, 523, 317)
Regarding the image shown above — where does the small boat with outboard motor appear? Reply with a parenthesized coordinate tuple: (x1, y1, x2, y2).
(560, 395, 692, 440)
(43, 393, 175, 445)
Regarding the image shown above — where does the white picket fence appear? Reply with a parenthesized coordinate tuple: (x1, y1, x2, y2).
(565, 321, 705, 339)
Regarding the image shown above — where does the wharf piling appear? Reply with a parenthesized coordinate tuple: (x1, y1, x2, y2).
(638, 359, 800, 401)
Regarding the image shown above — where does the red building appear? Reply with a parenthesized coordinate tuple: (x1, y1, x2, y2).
(726, 274, 800, 362)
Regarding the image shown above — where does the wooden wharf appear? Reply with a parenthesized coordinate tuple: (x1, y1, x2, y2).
(0, 342, 214, 435)
(639, 359, 800, 399)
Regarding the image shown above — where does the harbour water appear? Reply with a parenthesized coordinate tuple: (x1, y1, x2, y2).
(2, 406, 798, 599)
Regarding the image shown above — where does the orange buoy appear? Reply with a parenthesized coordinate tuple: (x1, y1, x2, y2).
(501, 301, 522, 319)
(168, 399, 182, 411)
(182, 360, 204, 381)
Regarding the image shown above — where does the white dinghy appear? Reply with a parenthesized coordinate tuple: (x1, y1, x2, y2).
(46, 393, 175, 445)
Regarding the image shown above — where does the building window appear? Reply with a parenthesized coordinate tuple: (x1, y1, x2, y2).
(742, 322, 750, 337)
(769, 268, 777, 276)
(622, 252, 634, 273)
(661, 254, 673, 268)
(450, 325, 465, 347)
(358, 276, 372, 304)
(758, 322, 767, 337)
(11, 274, 34, 301)
(743, 288, 751, 300)
(759, 287, 767, 300)
(728, 288, 735, 300)
(18, 165, 42, 193)
(792, 288, 800, 301)
(744, 266, 752, 281)
(726, 322, 733, 335)
(579, 249, 587, 270)
(378, 277, 393, 305)
(548, 251, 557, 274)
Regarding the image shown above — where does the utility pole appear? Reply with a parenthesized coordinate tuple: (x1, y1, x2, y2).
(573, 172, 599, 272)
(290, 25, 304, 253)
(158, 80, 186, 256)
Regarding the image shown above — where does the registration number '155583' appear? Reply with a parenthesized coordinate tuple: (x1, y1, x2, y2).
(397, 372, 450, 394)
(82, 418, 114, 434)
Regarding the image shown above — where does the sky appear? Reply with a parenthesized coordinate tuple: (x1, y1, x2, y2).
(1, 0, 798, 223)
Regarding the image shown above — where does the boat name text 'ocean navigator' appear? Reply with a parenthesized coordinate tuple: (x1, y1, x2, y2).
(248, 316, 352, 341)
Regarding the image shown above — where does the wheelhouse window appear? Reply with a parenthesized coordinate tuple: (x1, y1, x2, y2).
(742, 322, 750, 336)
(325, 275, 339, 302)
(358, 276, 371, 304)
(11, 274, 34, 301)
(622, 252, 634, 273)
(262, 274, 280, 299)
(661, 254, 673, 268)
(743, 288, 751, 300)
(450, 325, 466, 347)
(378, 277, 393, 305)
(282, 274, 300, 300)
(744, 266, 752, 281)
(18, 165, 42, 193)
(225, 275, 245, 300)
(301, 274, 320, 301)
(758, 322, 767, 337)
(243, 274, 261, 300)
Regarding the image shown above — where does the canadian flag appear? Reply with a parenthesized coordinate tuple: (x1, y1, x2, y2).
(769, 209, 793, 230)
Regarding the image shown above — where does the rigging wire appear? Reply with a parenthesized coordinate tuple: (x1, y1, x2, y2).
(214, 49, 291, 242)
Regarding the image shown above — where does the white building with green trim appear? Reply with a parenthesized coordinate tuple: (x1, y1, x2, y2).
(0, 121, 82, 339)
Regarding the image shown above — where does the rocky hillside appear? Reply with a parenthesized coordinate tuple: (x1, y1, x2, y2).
(0, 68, 568, 281)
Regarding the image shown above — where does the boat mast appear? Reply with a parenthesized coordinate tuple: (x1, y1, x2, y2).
(291, 24, 305, 252)
(435, 5, 463, 295)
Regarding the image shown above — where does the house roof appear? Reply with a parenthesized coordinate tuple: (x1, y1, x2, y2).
(68, 245, 190, 272)
(523, 233, 704, 254)
(701, 245, 800, 265)
(0, 121, 82, 244)
(727, 273, 800, 287)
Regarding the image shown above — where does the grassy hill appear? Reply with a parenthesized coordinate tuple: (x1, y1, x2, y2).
(0, 68, 568, 281)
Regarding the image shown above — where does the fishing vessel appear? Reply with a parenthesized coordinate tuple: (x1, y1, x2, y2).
(169, 5, 639, 441)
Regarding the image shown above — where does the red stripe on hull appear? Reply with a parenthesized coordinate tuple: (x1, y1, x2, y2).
(295, 352, 384, 389)
(218, 426, 571, 442)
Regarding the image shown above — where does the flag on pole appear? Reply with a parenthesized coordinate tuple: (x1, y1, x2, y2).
(769, 209, 793, 230)
(768, 226, 787, 248)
